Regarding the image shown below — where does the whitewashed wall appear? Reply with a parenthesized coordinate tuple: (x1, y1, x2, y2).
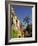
(37, 3, 38, 42)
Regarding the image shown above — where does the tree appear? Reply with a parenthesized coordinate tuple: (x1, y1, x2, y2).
(23, 16, 32, 25)
(23, 16, 32, 37)
(26, 24, 32, 37)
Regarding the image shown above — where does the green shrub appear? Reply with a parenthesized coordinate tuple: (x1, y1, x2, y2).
(10, 25, 19, 38)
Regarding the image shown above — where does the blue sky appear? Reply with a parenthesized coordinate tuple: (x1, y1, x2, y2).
(12, 5, 32, 26)
(13, 5, 32, 22)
